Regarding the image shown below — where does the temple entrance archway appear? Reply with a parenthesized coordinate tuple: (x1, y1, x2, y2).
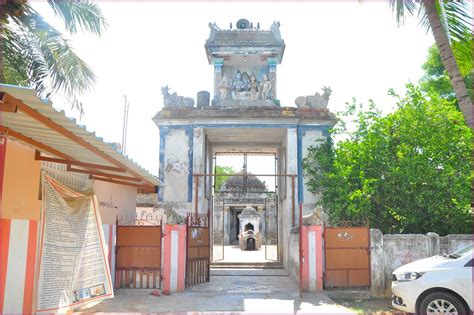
(211, 150, 277, 264)
(192, 152, 298, 265)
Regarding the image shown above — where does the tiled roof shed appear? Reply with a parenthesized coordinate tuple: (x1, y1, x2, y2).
(0, 84, 159, 192)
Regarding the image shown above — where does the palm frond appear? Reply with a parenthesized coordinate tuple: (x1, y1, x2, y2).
(9, 8, 95, 111)
(418, 1, 472, 42)
(2, 25, 31, 86)
(388, 0, 418, 25)
(47, 0, 107, 36)
(443, 1, 472, 42)
(418, 1, 472, 77)
(451, 32, 473, 77)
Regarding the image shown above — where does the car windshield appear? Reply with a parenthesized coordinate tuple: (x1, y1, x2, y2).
(446, 244, 473, 259)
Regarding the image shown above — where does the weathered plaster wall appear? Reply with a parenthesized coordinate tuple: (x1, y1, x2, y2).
(370, 229, 473, 297)
(93, 180, 137, 224)
(370, 229, 385, 297)
(283, 128, 298, 272)
(439, 234, 472, 255)
(163, 128, 191, 203)
(1, 139, 41, 220)
(288, 230, 300, 285)
(300, 128, 324, 210)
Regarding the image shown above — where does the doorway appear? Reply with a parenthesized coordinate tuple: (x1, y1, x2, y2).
(230, 208, 242, 244)
(211, 152, 279, 264)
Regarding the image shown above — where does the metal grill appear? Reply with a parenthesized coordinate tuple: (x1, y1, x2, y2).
(115, 215, 163, 289)
(185, 211, 210, 287)
(324, 222, 370, 287)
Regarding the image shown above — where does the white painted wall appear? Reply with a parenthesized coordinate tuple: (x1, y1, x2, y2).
(283, 128, 298, 271)
(93, 180, 137, 224)
(164, 129, 190, 203)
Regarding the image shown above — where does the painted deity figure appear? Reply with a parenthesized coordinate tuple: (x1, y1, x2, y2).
(260, 74, 272, 100)
(231, 70, 245, 99)
(249, 74, 259, 101)
(219, 76, 230, 100)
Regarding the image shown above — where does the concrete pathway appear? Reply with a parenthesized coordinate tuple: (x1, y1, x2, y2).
(80, 270, 354, 314)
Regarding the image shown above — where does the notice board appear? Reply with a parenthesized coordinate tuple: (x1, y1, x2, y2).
(36, 174, 113, 312)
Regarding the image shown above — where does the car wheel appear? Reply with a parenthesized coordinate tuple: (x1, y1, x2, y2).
(419, 292, 468, 315)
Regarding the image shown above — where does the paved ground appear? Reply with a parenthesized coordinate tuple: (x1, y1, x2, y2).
(332, 298, 403, 314)
(212, 245, 278, 262)
(81, 269, 354, 314)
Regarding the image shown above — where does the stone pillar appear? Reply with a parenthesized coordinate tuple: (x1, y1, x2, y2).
(192, 127, 206, 213)
(267, 58, 278, 100)
(197, 91, 210, 107)
(370, 229, 385, 297)
(426, 232, 440, 256)
(283, 128, 298, 270)
(212, 58, 224, 105)
(162, 224, 186, 293)
(301, 225, 323, 292)
(224, 206, 230, 245)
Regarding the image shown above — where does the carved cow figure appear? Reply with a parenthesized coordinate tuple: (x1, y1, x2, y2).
(295, 86, 332, 109)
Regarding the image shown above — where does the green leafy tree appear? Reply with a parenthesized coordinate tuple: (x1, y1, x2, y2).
(214, 165, 236, 192)
(1, 0, 107, 114)
(420, 44, 473, 105)
(303, 85, 472, 235)
(386, 0, 473, 129)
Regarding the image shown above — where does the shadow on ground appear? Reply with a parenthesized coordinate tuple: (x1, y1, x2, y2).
(80, 273, 355, 314)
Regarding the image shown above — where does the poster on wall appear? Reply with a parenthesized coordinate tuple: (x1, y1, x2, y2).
(36, 174, 114, 313)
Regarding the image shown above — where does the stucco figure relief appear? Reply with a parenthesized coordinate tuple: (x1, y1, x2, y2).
(165, 157, 188, 174)
(218, 76, 230, 100)
(161, 86, 195, 108)
(208, 22, 219, 41)
(270, 21, 282, 41)
(249, 75, 260, 101)
(295, 86, 332, 108)
(302, 205, 326, 225)
(260, 74, 272, 100)
(223, 70, 272, 101)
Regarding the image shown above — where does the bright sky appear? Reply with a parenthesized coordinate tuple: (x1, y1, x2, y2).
(32, 2, 434, 177)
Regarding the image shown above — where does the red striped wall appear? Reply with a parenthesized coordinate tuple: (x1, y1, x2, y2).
(163, 224, 186, 293)
(102, 224, 116, 286)
(301, 225, 323, 292)
(0, 219, 38, 313)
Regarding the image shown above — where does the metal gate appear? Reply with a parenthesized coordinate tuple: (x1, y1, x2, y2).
(185, 211, 210, 287)
(115, 215, 163, 289)
(324, 222, 370, 287)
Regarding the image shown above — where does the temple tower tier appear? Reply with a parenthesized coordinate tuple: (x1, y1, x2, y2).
(205, 19, 285, 107)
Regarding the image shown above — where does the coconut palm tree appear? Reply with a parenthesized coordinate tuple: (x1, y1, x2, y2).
(0, 0, 107, 114)
(388, 0, 473, 130)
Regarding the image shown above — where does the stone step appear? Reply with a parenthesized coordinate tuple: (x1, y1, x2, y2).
(210, 268, 288, 276)
(210, 262, 283, 269)
(324, 288, 371, 300)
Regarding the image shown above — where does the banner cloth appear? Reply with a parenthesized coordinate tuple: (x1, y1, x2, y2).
(36, 174, 113, 312)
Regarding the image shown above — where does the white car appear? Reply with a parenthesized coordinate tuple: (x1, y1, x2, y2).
(392, 244, 473, 314)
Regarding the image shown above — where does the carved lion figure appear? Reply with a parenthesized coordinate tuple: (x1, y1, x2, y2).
(161, 86, 195, 108)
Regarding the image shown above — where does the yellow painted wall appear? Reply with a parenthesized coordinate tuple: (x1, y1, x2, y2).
(93, 180, 137, 224)
(1, 139, 41, 220)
